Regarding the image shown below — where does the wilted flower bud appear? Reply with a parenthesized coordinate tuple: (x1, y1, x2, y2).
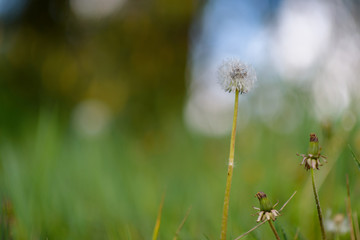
(297, 133, 327, 170)
(254, 192, 280, 222)
(308, 133, 319, 156)
(217, 58, 256, 94)
(255, 192, 272, 212)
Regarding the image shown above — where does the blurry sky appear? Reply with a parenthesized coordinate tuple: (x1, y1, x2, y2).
(185, 0, 360, 136)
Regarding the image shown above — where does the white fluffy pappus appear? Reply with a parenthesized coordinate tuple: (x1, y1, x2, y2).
(217, 58, 257, 94)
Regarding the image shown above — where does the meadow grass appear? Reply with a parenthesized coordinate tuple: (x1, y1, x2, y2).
(0, 102, 359, 239)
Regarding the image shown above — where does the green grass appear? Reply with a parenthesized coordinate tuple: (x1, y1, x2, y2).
(0, 107, 359, 239)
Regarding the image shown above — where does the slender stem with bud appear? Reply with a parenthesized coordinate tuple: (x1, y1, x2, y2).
(220, 89, 239, 240)
(311, 168, 326, 240)
(268, 221, 280, 240)
(234, 191, 296, 240)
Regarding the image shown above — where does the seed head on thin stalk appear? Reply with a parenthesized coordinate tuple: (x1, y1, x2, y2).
(218, 58, 256, 240)
(218, 58, 256, 94)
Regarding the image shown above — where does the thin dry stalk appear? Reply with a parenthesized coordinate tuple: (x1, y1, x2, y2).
(233, 220, 267, 240)
(173, 206, 192, 240)
(152, 194, 165, 240)
(279, 191, 297, 212)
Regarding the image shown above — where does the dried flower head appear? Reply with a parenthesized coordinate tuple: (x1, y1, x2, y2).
(253, 192, 280, 222)
(235, 192, 296, 239)
(297, 133, 327, 170)
(217, 58, 256, 94)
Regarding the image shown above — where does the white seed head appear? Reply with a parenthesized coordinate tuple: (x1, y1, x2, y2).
(217, 58, 256, 94)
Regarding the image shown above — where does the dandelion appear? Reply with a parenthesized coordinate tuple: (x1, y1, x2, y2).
(234, 191, 297, 240)
(218, 58, 256, 94)
(254, 192, 280, 223)
(297, 133, 327, 170)
(218, 58, 256, 240)
(297, 133, 327, 240)
(325, 211, 350, 235)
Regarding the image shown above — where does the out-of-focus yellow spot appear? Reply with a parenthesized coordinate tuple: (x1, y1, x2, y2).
(41, 50, 79, 96)
(59, 61, 78, 95)
(85, 79, 129, 112)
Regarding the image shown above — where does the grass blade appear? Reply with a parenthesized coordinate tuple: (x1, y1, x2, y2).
(293, 228, 300, 240)
(173, 206, 192, 240)
(126, 225, 132, 240)
(202, 234, 212, 240)
(346, 175, 356, 240)
(278, 224, 288, 240)
(353, 211, 360, 240)
(152, 194, 165, 240)
(348, 144, 360, 170)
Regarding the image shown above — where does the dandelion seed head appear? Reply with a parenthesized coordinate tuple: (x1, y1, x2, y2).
(325, 211, 350, 234)
(217, 58, 256, 94)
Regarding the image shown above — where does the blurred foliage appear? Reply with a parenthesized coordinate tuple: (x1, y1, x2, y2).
(0, 0, 198, 136)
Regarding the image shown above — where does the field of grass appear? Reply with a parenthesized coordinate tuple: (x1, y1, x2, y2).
(0, 88, 359, 240)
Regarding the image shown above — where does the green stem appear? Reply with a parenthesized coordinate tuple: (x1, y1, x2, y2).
(346, 175, 356, 240)
(268, 221, 280, 240)
(311, 168, 327, 240)
(220, 90, 239, 240)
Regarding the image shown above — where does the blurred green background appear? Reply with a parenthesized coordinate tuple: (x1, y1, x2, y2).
(0, 0, 359, 239)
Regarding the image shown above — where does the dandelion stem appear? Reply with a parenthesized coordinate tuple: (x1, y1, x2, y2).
(268, 221, 280, 240)
(220, 89, 239, 240)
(311, 168, 326, 240)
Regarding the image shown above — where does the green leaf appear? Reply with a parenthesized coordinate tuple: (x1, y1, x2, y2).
(348, 144, 360, 171)
(275, 222, 288, 240)
(202, 234, 211, 240)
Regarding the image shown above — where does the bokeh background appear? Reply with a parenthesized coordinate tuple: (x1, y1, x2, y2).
(0, 0, 359, 239)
